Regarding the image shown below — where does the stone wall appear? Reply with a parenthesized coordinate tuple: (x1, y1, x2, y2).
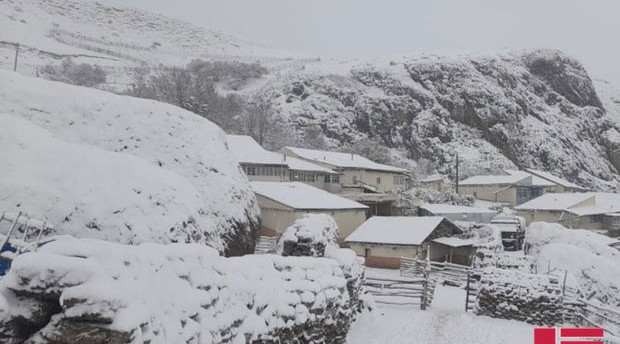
(0, 237, 363, 344)
(474, 268, 564, 326)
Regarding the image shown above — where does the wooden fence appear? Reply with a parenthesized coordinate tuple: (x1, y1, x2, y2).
(364, 275, 430, 309)
(401, 258, 472, 287)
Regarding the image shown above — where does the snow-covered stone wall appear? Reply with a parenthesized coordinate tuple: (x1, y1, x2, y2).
(0, 71, 260, 255)
(278, 214, 340, 257)
(0, 237, 361, 344)
(474, 268, 563, 326)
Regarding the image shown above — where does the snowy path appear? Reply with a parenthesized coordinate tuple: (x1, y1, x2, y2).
(348, 284, 535, 344)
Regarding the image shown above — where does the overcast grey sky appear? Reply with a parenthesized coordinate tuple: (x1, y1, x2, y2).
(109, 0, 620, 83)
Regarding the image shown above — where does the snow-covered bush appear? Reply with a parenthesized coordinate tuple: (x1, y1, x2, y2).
(0, 71, 260, 255)
(278, 214, 340, 257)
(524, 222, 620, 306)
(401, 188, 475, 216)
(40, 59, 107, 87)
(0, 237, 356, 344)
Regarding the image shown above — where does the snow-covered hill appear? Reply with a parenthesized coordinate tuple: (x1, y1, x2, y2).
(250, 50, 620, 191)
(0, 0, 310, 87)
(3, 0, 620, 193)
(0, 70, 260, 255)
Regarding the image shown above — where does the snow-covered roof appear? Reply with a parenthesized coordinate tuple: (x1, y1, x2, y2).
(282, 146, 407, 173)
(459, 173, 530, 186)
(432, 237, 474, 247)
(345, 216, 452, 245)
(525, 169, 586, 190)
(420, 174, 445, 182)
(567, 193, 620, 216)
(285, 156, 336, 173)
(227, 135, 335, 173)
(251, 182, 367, 210)
(515, 193, 593, 212)
(227, 135, 288, 166)
(505, 170, 556, 187)
(420, 204, 496, 215)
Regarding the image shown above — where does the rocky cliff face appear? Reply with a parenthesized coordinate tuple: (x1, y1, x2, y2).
(255, 49, 620, 190)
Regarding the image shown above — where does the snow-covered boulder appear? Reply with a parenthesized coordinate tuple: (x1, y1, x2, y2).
(524, 222, 620, 306)
(0, 71, 260, 255)
(278, 214, 340, 257)
(0, 237, 356, 344)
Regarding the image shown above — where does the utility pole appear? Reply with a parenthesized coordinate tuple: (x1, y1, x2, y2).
(455, 153, 460, 194)
(13, 43, 19, 72)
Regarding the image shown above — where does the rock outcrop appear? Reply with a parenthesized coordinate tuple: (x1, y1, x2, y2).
(255, 49, 620, 191)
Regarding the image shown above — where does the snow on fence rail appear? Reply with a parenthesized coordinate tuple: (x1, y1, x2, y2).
(401, 257, 472, 287)
(364, 275, 428, 307)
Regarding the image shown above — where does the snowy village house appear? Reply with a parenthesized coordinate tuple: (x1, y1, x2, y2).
(227, 135, 341, 191)
(515, 192, 620, 235)
(418, 174, 446, 191)
(457, 170, 578, 207)
(345, 216, 471, 268)
(279, 146, 408, 194)
(251, 181, 368, 240)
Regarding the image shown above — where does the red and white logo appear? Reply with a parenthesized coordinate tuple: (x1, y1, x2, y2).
(534, 327, 604, 344)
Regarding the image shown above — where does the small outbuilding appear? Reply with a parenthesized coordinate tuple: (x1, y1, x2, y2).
(251, 182, 368, 242)
(418, 204, 497, 223)
(345, 216, 465, 269)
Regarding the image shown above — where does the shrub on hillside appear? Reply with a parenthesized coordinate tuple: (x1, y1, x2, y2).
(40, 59, 107, 87)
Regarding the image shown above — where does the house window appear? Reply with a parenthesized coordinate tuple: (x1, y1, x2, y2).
(365, 248, 371, 257)
(307, 173, 315, 182)
(353, 175, 358, 184)
(331, 174, 340, 184)
(376, 177, 381, 185)
(245, 166, 256, 176)
(393, 175, 405, 185)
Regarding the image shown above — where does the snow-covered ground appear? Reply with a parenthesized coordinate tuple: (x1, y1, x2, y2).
(0, 70, 260, 253)
(348, 284, 535, 344)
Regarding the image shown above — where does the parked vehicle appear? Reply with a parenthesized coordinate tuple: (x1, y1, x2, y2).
(492, 215, 526, 251)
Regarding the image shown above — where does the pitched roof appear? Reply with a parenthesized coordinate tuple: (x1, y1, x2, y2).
(227, 135, 286, 165)
(345, 216, 454, 245)
(505, 170, 556, 187)
(420, 204, 496, 214)
(432, 237, 474, 247)
(514, 193, 594, 212)
(251, 182, 367, 210)
(459, 173, 530, 186)
(525, 169, 586, 190)
(567, 193, 620, 216)
(227, 135, 334, 173)
(282, 146, 407, 173)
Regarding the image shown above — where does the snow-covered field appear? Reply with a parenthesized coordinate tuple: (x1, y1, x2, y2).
(348, 284, 535, 344)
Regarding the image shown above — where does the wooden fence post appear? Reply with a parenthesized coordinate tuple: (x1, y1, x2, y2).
(13, 42, 19, 72)
(465, 271, 471, 312)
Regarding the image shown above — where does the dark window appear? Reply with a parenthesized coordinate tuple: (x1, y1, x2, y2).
(376, 177, 381, 184)
(365, 248, 371, 257)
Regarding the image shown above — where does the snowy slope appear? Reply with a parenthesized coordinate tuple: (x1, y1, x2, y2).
(0, 0, 308, 86)
(595, 78, 620, 123)
(251, 50, 620, 191)
(0, 70, 260, 254)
